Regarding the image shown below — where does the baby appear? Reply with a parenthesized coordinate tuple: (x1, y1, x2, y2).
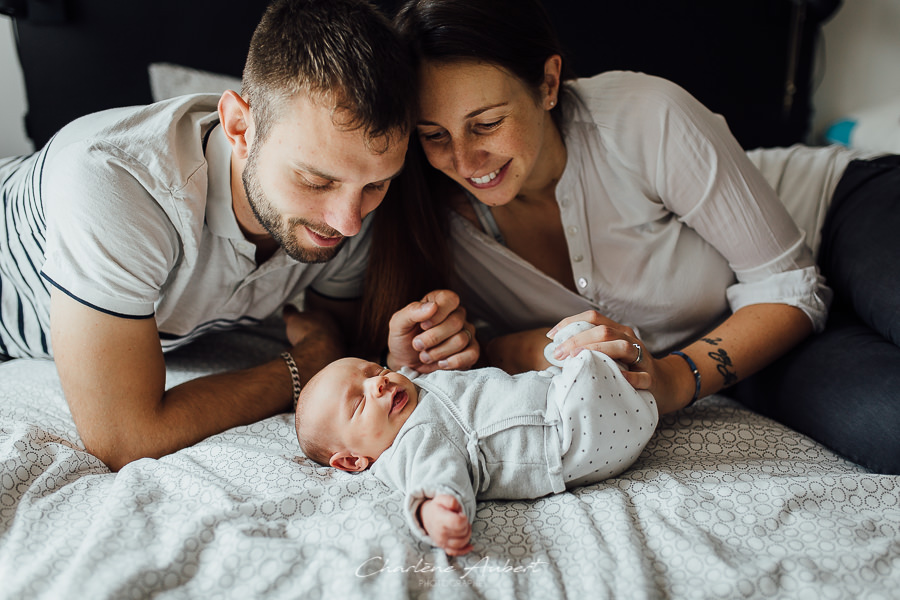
(294, 322, 658, 555)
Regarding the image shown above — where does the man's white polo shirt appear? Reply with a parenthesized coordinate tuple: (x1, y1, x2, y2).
(39, 94, 370, 352)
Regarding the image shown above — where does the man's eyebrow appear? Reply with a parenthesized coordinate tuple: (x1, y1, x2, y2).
(294, 162, 405, 184)
(417, 102, 509, 127)
(294, 162, 339, 182)
(381, 164, 405, 183)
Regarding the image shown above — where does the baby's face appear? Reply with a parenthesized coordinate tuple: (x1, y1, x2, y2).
(306, 357, 419, 464)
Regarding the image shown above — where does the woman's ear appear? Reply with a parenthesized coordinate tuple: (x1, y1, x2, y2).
(218, 89, 254, 160)
(542, 55, 563, 110)
(329, 450, 371, 472)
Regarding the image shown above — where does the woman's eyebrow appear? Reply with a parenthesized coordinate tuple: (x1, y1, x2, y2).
(464, 102, 508, 119)
(417, 102, 509, 126)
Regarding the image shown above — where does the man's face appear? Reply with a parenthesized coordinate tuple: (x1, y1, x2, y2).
(239, 95, 408, 263)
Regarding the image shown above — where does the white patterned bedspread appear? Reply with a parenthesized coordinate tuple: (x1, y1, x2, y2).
(1, 321, 898, 600)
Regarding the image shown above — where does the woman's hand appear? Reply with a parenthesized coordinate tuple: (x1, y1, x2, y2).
(549, 310, 693, 413)
(547, 309, 657, 390)
(547, 307, 813, 416)
(386, 290, 479, 373)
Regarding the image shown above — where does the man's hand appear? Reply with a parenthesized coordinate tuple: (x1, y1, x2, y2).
(386, 290, 479, 373)
(283, 303, 341, 349)
(419, 494, 473, 556)
(280, 303, 345, 385)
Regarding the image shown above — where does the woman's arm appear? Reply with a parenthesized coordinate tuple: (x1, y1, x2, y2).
(484, 309, 652, 377)
(551, 303, 813, 415)
(483, 327, 554, 373)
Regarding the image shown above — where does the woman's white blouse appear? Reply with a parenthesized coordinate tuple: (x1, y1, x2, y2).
(450, 71, 853, 354)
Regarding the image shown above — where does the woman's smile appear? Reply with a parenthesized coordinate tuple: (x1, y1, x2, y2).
(467, 161, 510, 188)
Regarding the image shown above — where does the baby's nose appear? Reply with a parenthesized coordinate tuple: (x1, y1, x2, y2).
(365, 375, 387, 396)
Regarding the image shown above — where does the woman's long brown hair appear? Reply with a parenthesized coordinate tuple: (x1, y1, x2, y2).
(356, 135, 453, 357)
(359, 0, 576, 356)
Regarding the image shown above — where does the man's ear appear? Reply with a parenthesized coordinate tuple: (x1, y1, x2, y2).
(329, 450, 372, 472)
(218, 89, 253, 161)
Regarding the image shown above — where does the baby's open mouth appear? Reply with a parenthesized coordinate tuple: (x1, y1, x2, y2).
(390, 390, 408, 415)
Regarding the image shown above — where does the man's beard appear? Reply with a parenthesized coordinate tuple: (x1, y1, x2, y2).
(242, 149, 346, 264)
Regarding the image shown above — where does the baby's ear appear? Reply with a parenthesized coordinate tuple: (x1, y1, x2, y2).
(330, 451, 371, 472)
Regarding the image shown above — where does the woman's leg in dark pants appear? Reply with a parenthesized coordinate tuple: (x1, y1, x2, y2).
(818, 155, 900, 347)
(734, 309, 900, 474)
(734, 155, 900, 474)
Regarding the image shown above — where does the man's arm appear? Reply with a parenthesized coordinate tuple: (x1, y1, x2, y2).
(51, 289, 342, 471)
(304, 290, 362, 351)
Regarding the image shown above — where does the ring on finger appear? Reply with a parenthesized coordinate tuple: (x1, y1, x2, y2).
(630, 343, 643, 365)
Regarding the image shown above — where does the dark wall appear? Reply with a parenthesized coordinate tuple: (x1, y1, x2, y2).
(378, 0, 839, 150)
(3, 0, 838, 151)
(540, 1, 838, 149)
(7, 0, 269, 149)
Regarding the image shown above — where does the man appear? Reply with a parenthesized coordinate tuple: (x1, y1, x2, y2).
(0, 0, 476, 471)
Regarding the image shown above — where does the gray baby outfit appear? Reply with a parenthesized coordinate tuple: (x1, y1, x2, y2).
(371, 323, 658, 547)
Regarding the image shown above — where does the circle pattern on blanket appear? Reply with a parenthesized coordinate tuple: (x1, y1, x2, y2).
(1, 327, 899, 599)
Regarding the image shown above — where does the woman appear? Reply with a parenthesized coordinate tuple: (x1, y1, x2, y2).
(392, 0, 900, 473)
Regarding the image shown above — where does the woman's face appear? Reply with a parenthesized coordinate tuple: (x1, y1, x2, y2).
(416, 59, 561, 206)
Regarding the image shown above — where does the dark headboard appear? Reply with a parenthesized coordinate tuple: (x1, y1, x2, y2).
(2, 0, 269, 149)
(540, 0, 841, 150)
(2, 0, 839, 151)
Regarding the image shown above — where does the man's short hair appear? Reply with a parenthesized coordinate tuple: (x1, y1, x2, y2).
(243, 0, 416, 149)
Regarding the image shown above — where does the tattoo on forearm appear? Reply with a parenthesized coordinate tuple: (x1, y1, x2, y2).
(701, 338, 738, 387)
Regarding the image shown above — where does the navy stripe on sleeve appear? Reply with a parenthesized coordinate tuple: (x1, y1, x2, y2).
(41, 274, 155, 320)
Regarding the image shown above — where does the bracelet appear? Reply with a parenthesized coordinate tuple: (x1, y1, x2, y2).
(280, 351, 302, 411)
(669, 350, 701, 407)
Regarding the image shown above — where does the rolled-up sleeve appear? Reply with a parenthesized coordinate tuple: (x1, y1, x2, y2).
(643, 76, 832, 332)
(728, 252, 832, 332)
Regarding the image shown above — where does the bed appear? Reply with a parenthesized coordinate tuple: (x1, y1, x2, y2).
(3, 1, 899, 598)
(2, 318, 898, 599)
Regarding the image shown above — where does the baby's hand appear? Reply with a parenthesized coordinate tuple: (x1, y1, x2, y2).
(419, 494, 473, 556)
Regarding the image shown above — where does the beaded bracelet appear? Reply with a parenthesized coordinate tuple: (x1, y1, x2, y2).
(280, 351, 302, 410)
(669, 350, 701, 407)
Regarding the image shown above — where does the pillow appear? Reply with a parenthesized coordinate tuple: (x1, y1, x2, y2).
(824, 99, 900, 154)
(148, 63, 242, 102)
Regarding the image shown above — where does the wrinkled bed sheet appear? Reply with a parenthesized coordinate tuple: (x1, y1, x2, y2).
(1, 321, 898, 600)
